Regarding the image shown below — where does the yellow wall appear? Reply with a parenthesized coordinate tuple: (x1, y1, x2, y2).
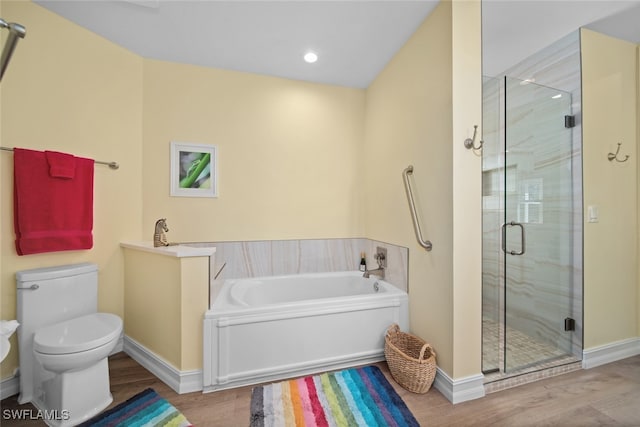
(0, 0, 486, 384)
(451, 0, 482, 379)
(363, 0, 482, 378)
(124, 251, 182, 367)
(141, 60, 366, 242)
(180, 257, 209, 370)
(123, 249, 208, 371)
(582, 29, 638, 349)
(364, 0, 453, 374)
(0, 1, 143, 378)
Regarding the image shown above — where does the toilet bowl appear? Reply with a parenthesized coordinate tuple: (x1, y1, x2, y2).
(16, 263, 123, 427)
(32, 313, 122, 426)
(34, 313, 122, 373)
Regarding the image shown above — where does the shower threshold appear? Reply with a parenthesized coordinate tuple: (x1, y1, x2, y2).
(482, 317, 582, 393)
(483, 355, 582, 394)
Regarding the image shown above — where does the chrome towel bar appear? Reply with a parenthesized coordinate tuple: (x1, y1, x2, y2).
(1, 146, 119, 169)
(402, 165, 432, 251)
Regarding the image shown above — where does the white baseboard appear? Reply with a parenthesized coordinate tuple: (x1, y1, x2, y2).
(582, 337, 640, 369)
(0, 374, 19, 400)
(432, 367, 485, 404)
(123, 335, 202, 394)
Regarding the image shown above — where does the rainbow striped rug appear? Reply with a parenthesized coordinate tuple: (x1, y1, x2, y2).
(250, 365, 419, 427)
(80, 388, 192, 427)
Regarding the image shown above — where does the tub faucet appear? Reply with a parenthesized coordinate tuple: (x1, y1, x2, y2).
(363, 267, 385, 279)
(363, 249, 386, 279)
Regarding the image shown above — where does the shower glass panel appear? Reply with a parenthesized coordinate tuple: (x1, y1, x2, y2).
(481, 76, 502, 373)
(483, 76, 576, 374)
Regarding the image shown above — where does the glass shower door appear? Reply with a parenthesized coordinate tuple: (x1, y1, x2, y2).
(502, 76, 574, 372)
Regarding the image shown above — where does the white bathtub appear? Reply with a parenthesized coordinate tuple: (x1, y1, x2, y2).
(203, 271, 409, 392)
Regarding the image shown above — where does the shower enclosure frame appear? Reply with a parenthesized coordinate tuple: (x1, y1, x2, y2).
(482, 75, 583, 376)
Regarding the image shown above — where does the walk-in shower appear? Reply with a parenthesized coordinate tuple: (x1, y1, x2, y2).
(482, 75, 582, 379)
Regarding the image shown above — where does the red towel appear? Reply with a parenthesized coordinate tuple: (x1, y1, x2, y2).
(45, 150, 76, 179)
(13, 148, 94, 255)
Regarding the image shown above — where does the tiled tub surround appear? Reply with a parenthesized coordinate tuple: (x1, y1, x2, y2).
(185, 238, 409, 308)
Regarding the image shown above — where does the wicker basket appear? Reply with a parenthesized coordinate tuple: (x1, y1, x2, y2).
(384, 323, 436, 394)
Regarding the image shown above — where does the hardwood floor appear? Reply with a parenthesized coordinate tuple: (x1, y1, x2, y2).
(2, 353, 639, 426)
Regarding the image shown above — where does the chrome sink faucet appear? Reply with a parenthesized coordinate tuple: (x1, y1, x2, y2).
(363, 247, 387, 279)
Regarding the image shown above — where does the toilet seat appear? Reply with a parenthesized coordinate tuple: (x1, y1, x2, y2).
(34, 313, 122, 355)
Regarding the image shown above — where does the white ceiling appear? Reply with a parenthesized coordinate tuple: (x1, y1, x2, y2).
(33, 0, 439, 88)
(31, 0, 640, 88)
(482, 0, 640, 77)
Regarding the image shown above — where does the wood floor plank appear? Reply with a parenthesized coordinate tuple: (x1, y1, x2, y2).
(1, 353, 639, 426)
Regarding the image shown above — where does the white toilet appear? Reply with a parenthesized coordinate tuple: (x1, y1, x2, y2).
(16, 263, 123, 427)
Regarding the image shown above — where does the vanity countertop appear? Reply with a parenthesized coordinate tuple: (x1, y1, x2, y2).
(120, 241, 215, 258)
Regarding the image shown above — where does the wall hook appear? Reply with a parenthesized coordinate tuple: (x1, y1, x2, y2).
(607, 142, 630, 163)
(464, 125, 483, 151)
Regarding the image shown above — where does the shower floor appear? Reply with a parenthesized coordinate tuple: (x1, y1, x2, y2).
(482, 317, 581, 392)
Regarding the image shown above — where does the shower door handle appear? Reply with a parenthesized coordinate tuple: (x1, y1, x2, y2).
(501, 221, 526, 256)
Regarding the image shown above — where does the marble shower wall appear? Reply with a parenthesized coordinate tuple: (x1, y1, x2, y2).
(187, 238, 408, 305)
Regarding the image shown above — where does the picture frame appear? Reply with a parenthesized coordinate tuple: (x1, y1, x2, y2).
(170, 142, 218, 198)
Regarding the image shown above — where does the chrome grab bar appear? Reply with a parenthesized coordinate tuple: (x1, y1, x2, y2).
(501, 221, 526, 255)
(402, 165, 432, 251)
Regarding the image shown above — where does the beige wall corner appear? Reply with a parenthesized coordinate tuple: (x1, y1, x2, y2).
(451, 0, 482, 380)
(122, 246, 211, 371)
(123, 250, 183, 368)
(180, 257, 209, 371)
(581, 29, 638, 349)
(364, 0, 482, 380)
(364, 0, 454, 374)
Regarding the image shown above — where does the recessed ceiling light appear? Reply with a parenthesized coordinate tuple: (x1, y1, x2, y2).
(304, 52, 318, 64)
(552, 94, 562, 99)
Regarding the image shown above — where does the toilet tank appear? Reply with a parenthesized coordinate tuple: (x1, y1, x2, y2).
(17, 263, 98, 328)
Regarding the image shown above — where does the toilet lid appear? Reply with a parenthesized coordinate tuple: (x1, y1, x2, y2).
(34, 313, 122, 355)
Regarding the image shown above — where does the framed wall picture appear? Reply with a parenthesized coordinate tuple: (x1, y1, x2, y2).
(170, 142, 218, 198)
